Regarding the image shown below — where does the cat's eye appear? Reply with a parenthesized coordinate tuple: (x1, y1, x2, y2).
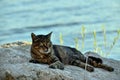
(34, 46, 39, 49)
(47, 42, 51, 47)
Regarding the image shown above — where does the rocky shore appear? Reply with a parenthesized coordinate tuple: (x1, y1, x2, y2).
(0, 41, 120, 80)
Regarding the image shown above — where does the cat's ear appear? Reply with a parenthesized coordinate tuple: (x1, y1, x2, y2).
(46, 32, 52, 40)
(31, 33, 36, 42)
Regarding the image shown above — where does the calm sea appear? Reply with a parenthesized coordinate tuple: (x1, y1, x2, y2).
(0, 0, 120, 60)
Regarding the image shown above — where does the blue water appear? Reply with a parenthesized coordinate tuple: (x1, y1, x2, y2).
(0, 0, 120, 60)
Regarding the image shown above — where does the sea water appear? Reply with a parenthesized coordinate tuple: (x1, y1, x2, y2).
(0, 0, 120, 60)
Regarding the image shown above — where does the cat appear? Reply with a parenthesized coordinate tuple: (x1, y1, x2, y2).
(29, 32, 114, 72)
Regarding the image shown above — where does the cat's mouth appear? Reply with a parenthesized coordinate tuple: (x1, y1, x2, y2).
(39, 48, 51, 54)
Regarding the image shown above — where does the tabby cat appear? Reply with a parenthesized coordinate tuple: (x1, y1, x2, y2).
(29, 32, 114, 72)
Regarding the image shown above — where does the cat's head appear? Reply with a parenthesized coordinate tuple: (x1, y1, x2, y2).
(31, 32, 53, 54)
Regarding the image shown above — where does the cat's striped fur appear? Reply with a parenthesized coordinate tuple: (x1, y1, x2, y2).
(30, 32, 114, 72)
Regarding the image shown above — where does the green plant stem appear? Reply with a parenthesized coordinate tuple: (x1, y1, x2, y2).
(93, 30, 97, 52)
(74, 37, 79, 50)
(102, 26, 107, 48)
(81, 26, 86, 50)
(59, 33, 63, 45)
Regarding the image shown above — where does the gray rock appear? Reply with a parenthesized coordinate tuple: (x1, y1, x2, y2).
(0, 41, 120, 80)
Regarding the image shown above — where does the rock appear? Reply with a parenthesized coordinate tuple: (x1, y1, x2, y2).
(0, 41, 120, 80)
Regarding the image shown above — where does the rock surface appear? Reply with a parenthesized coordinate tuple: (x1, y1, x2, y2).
(0, 41, 120, 80)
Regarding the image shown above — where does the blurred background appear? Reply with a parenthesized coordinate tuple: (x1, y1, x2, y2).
(0, 0, 120, 60)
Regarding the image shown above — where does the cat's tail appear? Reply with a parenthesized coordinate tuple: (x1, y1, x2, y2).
(97, 63, 114, 72)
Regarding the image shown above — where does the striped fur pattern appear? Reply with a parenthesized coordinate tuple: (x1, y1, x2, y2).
(30, 32, 114, 72)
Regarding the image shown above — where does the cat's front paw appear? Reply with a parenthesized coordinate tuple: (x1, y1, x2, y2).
(49, 61, 64, 70)
(86, 66, 94, 72)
